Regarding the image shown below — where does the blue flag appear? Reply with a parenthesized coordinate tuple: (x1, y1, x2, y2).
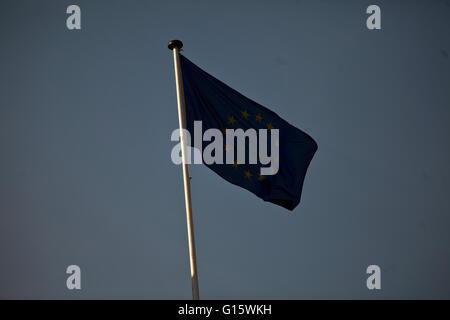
(180, 55, 317, 211)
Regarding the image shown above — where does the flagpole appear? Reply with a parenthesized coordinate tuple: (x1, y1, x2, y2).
(168, 39, 200, 300)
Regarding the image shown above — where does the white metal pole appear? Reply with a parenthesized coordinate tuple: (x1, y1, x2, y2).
(168, 40, 200, 300)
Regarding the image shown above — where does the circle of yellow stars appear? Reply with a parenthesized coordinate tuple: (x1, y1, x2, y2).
(224, 110, 278, 182)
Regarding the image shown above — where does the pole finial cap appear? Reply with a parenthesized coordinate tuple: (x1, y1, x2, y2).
(168, 40, 183, 50)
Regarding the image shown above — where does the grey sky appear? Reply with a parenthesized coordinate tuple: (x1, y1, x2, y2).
(0, 0, 449, 299)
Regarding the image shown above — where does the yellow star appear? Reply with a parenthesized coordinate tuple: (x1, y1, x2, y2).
(267, 122, 273, 131)
(228, 116, 236, 125)
(241, 110, 249, 119)
(232, 161, 239, 168)
(255, 114, 262, 122)
(244, 170, 252, 179)
(258, 174, 265, 181)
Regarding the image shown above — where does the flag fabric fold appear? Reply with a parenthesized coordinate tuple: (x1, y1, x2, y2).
(180, 54, 317, 211)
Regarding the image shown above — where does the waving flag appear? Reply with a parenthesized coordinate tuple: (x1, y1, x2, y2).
(179, 54, 317, 211)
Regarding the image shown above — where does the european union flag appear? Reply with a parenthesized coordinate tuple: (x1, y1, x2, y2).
(180, 55, 317, 211)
